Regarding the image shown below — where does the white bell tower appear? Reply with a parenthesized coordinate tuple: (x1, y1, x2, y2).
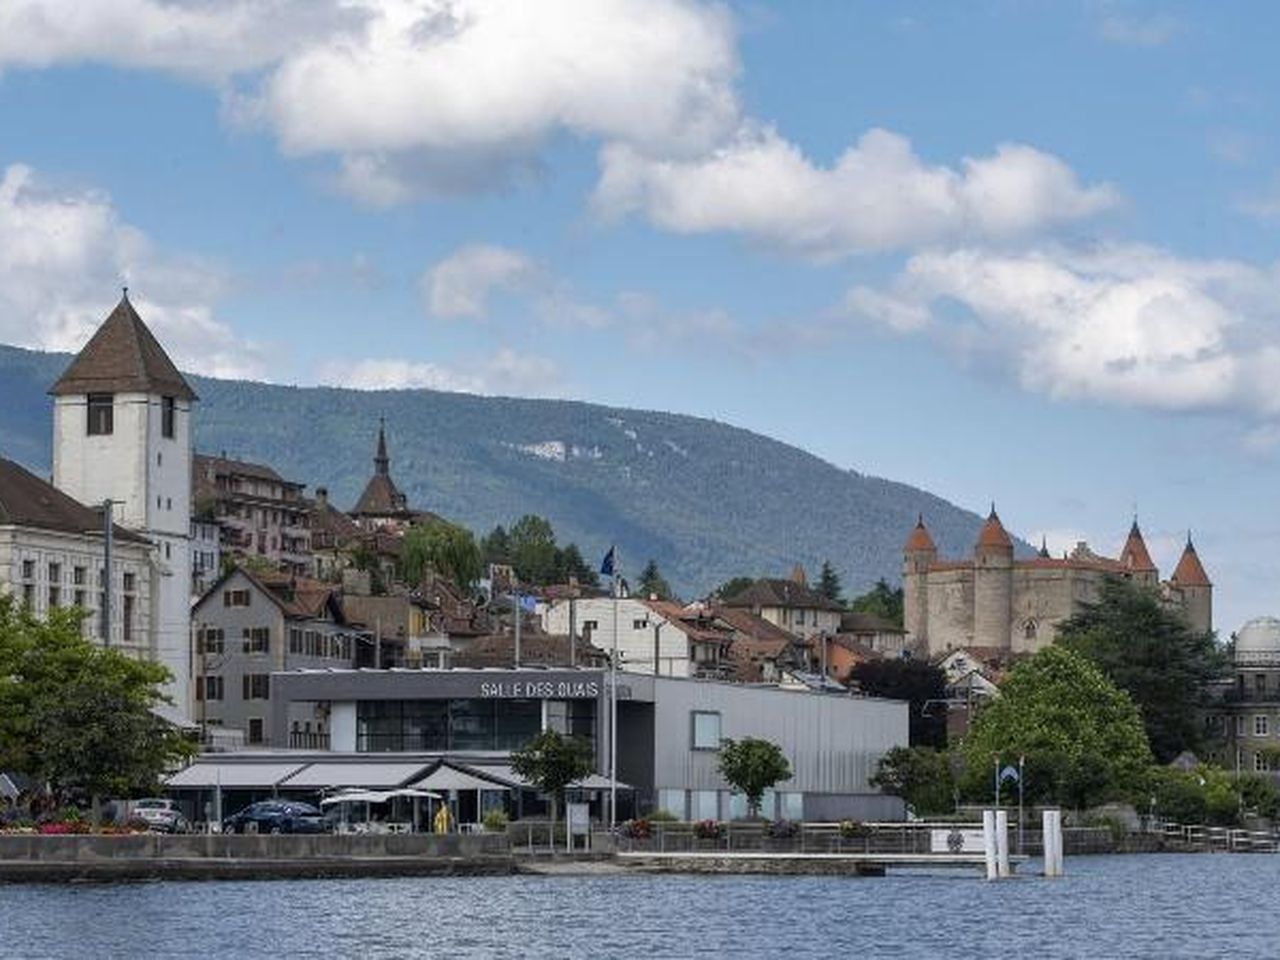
(49, 290, 196, 718)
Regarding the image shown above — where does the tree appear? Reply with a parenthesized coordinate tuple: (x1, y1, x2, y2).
(556, 543, 600, 590)
(849, 579, 904, 627)
(871, 747, 955, 816)
(850, 659, 948, 748)
(817, 561, 843, 604)
(1057, 576, 1226, 763)
(718, 737, 792, 819)
(508, 515, 560, 585)
(480, 525, 511, 567)
(0, 598, 193, 820)
(509, 729, 595, 830)
(960, 646, 1152, 809)
(637, 559, 672, 600)
(401, 519, 483, 591)
(714, 577, 755, 602)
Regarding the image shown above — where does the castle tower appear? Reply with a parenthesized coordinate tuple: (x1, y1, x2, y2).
(973, 506, 1014, 649)
(902, 514, 936, 648)
(49, 291, 196, 714)
(1170, 534, 1213, 634)
(351, 418, 411, 530)
(1119, 520, 1159, 588)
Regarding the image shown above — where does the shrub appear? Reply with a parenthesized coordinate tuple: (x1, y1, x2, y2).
(839, 819, 872, 839)
(623, 818, 651, 839)
(482, 809, 510, 833)
(693, 819, 723, 840)
(649, 809, 679, 822)
(766, 819, 799, 839)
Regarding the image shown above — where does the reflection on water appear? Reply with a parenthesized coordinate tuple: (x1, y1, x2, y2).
(1, 855, 1275, 959)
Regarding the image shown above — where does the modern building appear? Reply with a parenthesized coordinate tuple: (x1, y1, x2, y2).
(193, 453, 312, 576)
(904, 511, 1213, 657)
(721, 569, 845, 641)
(192, 567, 367, 747)
(227, 666, 908, 822)
(48, 292, 196, 712)
(0, 456, 153, 650)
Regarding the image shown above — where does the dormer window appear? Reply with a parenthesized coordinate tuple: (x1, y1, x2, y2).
(161, 396, 176, 438)
(87, 394, 114, 435)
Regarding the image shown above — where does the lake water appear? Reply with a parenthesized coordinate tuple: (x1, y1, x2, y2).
(1, 854, 1274, 958)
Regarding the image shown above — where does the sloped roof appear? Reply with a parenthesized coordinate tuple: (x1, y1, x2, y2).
(712, 606, 799, 649)
(904, 515, 936, 552)
(0, 457, 146, 542)
(839, 611, 906, 634)
(722, 577, 844, 612)
(642, 599, 735, 644)
(1171, 537, 1211, 587)
(352, 473, 409, 517)
(49, 293, 197, 401)
(975, 508, 1013, 550)
(1119, 521, 1157, 573)
(194, 453, 289, 485)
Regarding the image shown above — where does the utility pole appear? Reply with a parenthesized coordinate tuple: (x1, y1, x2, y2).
(102, 499, 114, 647)
(513, 587, 522, 668)
(568, 596, 577, 668)
(652, 622, 662, 676)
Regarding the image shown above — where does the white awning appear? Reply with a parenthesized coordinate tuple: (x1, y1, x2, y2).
(320, 787, 442, 806)
(569, 774, 632, 791)
(166, 761, 307, 789)
(279, 762, 432, 790)
(412, 766, 511, 793)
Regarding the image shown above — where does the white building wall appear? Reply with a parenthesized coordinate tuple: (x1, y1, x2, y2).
(541, 597, 694, 677)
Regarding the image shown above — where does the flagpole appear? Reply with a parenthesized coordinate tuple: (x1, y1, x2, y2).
(610, 562, 619, 830)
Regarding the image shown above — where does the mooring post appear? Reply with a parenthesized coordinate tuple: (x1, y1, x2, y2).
(995, 809, 1011, 878)
(982, 809, 998, 881)
(1043, 808, 1064, 877)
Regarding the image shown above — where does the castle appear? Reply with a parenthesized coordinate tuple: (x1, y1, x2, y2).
(903, 510, 1212, 657)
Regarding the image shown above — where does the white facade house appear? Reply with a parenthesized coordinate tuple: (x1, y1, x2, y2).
(0, 458, 153, 654)
(47, 293, 198, 716)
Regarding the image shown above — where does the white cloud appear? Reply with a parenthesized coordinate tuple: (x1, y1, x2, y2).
(318, 349, 564, 397)
(424, 244, 540, 319)
(0, 163, 266, 379)
(846, 242, 1280, 416)
(2, 0, 739, 203)
(595, 126, 1118, 258)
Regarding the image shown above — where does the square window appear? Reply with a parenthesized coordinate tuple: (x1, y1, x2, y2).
(691, 710, 721, 750)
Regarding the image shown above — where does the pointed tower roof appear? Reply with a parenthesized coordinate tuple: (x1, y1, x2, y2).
(352, 420, 409, 517)
(1038, 535, 1051, 559)
(904, 514, 937, 552)
(975, 505, 1013, 550)
(1119, 520, 1157, 573)
(49, 291, 197, 401)
(374, 417, 389, 476)
(1171, 534, 1211, 587)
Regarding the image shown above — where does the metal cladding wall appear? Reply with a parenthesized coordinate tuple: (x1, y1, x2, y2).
(636, 675, 907, 813)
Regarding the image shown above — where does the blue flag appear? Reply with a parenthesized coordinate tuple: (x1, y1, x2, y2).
(600, 545, 616, 577)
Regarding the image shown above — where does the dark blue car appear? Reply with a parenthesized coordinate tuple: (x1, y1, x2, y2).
(222, 800, 327, 834)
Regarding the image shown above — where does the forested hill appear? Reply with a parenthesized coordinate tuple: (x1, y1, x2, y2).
(0, 343, 1016, 597)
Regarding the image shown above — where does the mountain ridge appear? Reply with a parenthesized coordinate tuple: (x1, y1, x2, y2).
(0, 343, 1017, 597)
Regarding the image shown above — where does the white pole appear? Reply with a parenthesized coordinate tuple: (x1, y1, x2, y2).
(982, 809, 998, 881)
(1043, 808, 1064, 877)
(609, 570, 619, 829)
(995, 809, 1011, 878)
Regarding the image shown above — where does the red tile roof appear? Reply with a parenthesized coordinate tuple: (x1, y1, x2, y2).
(975, 508, 1013, 550)
(1171, 537, 1211, 587)
(904, 515, 937, 552)
(1119, 521, 1157, 573)
(0, 457, 146, 543)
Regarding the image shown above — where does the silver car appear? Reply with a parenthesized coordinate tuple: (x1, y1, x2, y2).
(131, 798, 190, 833)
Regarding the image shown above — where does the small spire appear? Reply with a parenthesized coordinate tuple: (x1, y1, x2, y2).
(1038, 535, 1050, 559)
(374, 418, 390, 475)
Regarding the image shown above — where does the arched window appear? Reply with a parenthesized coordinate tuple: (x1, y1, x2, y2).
(1023, 618, 1038, 641)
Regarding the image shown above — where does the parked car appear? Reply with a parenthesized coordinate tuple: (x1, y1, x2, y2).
(130, 798, 190, 834)
(222, 800, 328, 835)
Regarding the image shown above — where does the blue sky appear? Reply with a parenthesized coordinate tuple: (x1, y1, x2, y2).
(2, 1, 1279, 631)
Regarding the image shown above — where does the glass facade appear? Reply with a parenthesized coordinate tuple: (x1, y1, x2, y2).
(356, 698, 594, 753)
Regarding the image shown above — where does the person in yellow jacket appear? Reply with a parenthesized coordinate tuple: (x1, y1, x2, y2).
(433, 803, 452, 834)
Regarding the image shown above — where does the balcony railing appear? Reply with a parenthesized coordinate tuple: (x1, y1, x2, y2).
(1221, 689, 1280, 703)
(290, 731, 331, 750)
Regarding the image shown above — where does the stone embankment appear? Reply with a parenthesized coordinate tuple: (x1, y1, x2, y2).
(0, 833, 515, 882)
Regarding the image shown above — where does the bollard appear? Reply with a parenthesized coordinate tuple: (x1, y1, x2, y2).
(1042, 809, 1064, 877)
(982, 809, 998, 881)
(995, 809, 1011, 878)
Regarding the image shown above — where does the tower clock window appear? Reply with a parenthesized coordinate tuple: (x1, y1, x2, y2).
(87, 394, 114, 435)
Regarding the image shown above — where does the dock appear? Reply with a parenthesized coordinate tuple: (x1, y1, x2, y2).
(618, 850, 1031, 876)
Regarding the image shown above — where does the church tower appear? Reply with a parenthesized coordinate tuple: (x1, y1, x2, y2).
(902, 515, 936, 649)
(1170, 534, 1213, 635)
(973, 506, 1014, 649)
(49, 292, 196, 714)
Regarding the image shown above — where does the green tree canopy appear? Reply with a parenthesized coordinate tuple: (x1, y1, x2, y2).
(401, 519, 484, 591)
(0, 599, 193, 816)
(960, 645, 1152, 808)
(850, 659, 948, 747)
(870, 747, 955, 816)
(637, 559, 673, 600)
(508, 515, 560, 585)
(481, 524, 511, 567)
(557, 543, 601, 590)
(817, 561, 843, 604)
(1057, 576, 1226, 763)
(714, 577, 755, 602)
(718, 737, 792, 819)
(849, 579, 904, 627)
(509, 729, 595, 827)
